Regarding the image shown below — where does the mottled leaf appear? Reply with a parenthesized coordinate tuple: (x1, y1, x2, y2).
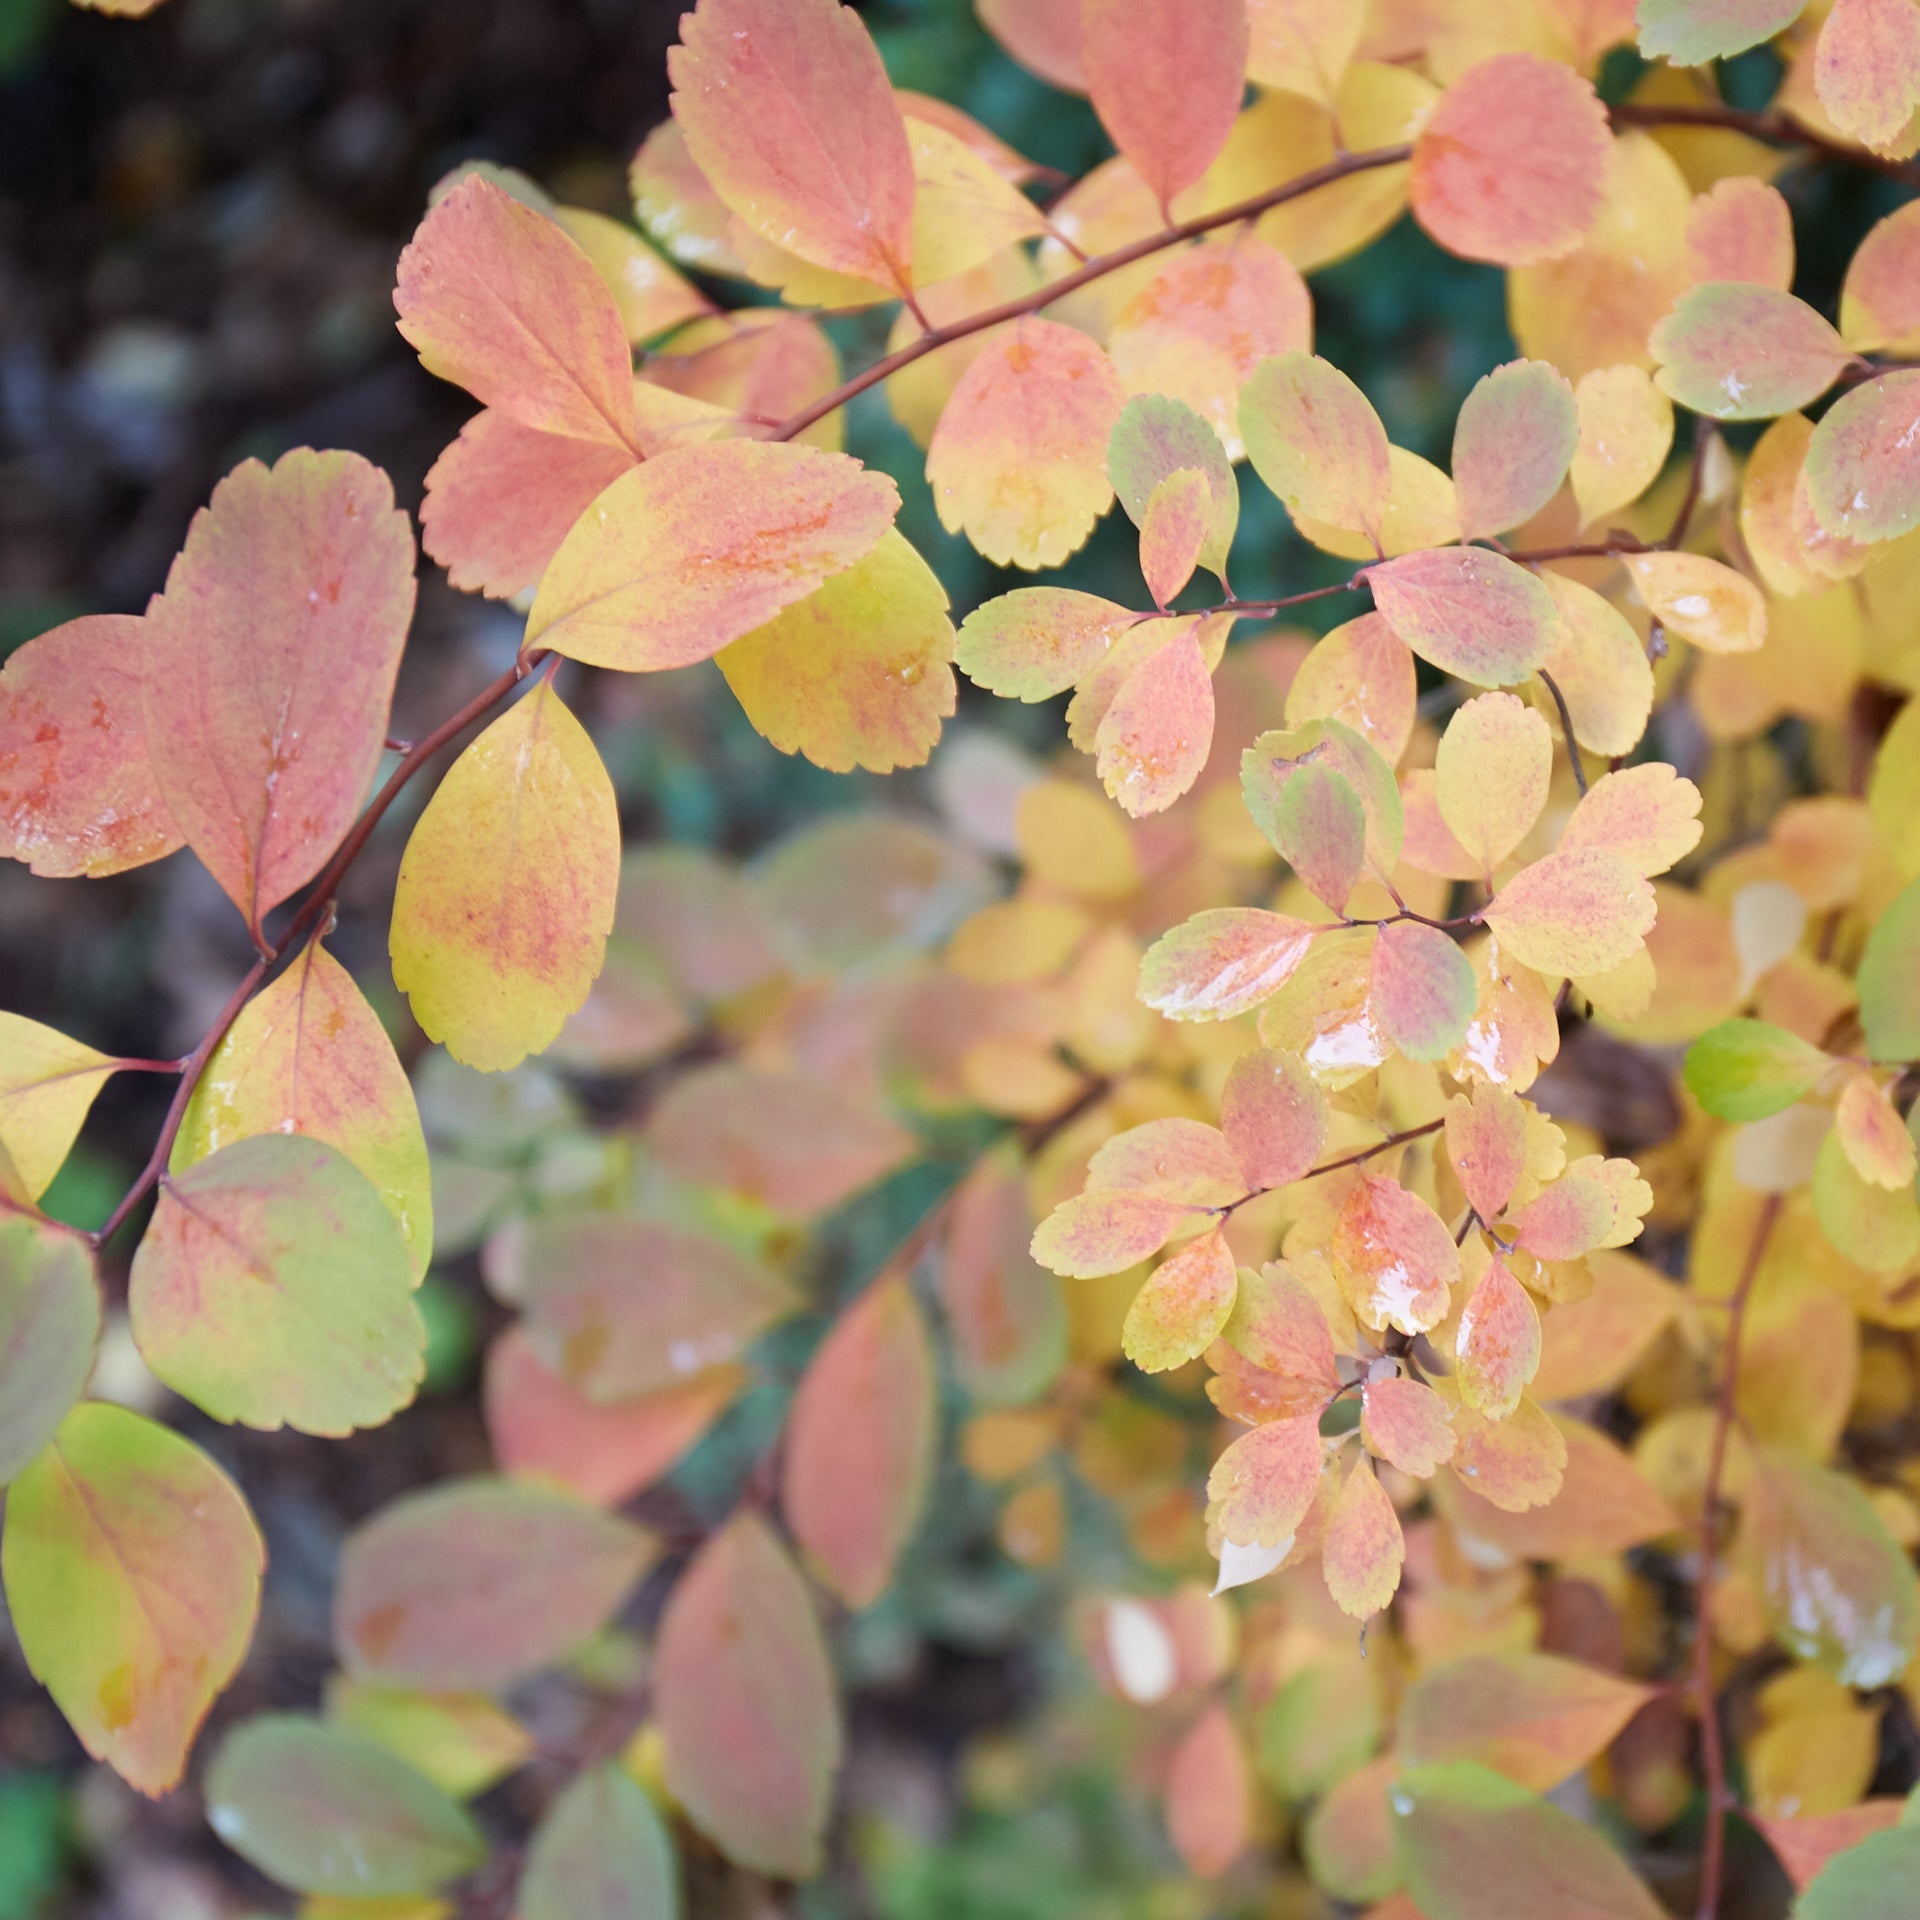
(1207, 1412, 1324, 1549)
(1452, 360, 1579, 542)
(1165, 1704, 1251, 1877)
(1370, 921, 1477, 1063)
(1332, 1174, 1460, 1335)
(1219, 1047, 1327, 1190)
(954, 589, 1141, 703)
(1559, 763, 1702, 877)
(1030, 1189, 1192, 1278)
(1321, 1456, 1404, 1618)
(1805, 371, 1920, 545)
(1455, 1255, 1542, 1419)
(1483, 850, 1656, 978)
(1240, 351, 1392, 544)
(1138, 909, 1320, 1021)
(1362, 1373, 1456, 1477)
(1124, 1228, 1238, 1373)
(1369, 547, 1560, 689)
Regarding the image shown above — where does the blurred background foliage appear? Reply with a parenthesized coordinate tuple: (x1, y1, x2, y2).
(0, 1, 1907, 1913)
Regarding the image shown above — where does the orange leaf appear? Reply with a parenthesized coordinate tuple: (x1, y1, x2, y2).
(1483, 849, 1656, 978)
(1081, 0, 1248, 213)
(1370, 920, 1478, 1063)
(1509, 1156, 1652, 1260)
(656, 1513, 844, 1877)
(1624, 550, 1767, 654)
(395, 176, 638, 449)
(1220, 1047, 1328, 1190)
(1361, 1372, 1455, 1477)
(1455, 1255, 1542, 1419)
(1031, 1189, 1193, 1278)
(1368, 547, 1559, 689)
(1841, 201, 1920, 353)
(1219, 1259, 1341, 1387)
(144, 451, 414, 933)
(1125, 1228, 1239, 1372)
(1530, 1250, 1677, 1401)
(1399, 1650, 1654, 1793)
(1559, 763, 1703, 877)
(1815, 0, 1920, 152)
(1321, 1456, 1405, 1618)
(1089, 1118, 1245, 1206)
(955, 588, 1142, 702)
(1139, 908, 1320, 1020)
(927, 319, 1128, 568)
(785, 1276, 937, 1607)
(526, 440, 899, 671)
(1093, 618, 1217, 816)
(1755, 1800, 1906, 1892)
(1436, 691, 1552, 879)
(1240, 350, 1391, 543)
(1451, 359, 1578, 543)
(1207, 1412, 1324, 1549)
(1445, 1082, 1528, 1222)
(1245, 0, 1365, 103)
(484, 1329, 741, 1509)
(1165, 1704, 1252, 1877)
(668, 0, 914, 289)
(1138, 468, 1213, 607)
(1332, 1173, 1460, 1335)
(1454, 1414, 1673, 1551)
(0, 616, 183, 879)
(1410, 55, 1609, 266)
(1687, 177, 1794, 290)
(1448, 1393, 1567, 1514)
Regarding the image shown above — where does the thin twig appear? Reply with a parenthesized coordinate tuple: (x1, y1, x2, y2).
(1664, 418, 1716, 553)
(1693, 1193, 1782, 1920)
(1610, 100, 1920, 192)
(1539, 669, 1588, 799)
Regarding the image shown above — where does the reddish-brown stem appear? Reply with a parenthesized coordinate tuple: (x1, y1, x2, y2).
(1666, 418, 1716, 553)
(1610, 100, 1920, 192)
(1538, 669, 1587, 799)
(1219, 1119, 1446, 1216)
(108, 1057, 190, 1075)
(1692, 1192, 1782, 1920)
(770, 143, 1415, 442)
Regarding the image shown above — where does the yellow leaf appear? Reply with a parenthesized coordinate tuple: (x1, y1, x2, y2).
(1570, 364, 1673, 528)
(0, 1013, 119, 1202)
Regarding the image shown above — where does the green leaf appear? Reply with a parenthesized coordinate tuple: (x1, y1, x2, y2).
(1, 1403, 261, 1796)
(1798, 1823, 1920, 1918)
(520, 1764, 680, 1920)
(205, 1715, 485, 1897)
(1746, 1448, 1920, 1689)
(129, 1133, 425, 1436)
(1813, 1129, 1920, 1276)
(0, 1217, 96, 1484)
(1107, 393, 1238, 578)
(1683, 1019, 1831, 1121)
(1390, 1761, 1665, 1919)
(1858, 874, 1920, 1063)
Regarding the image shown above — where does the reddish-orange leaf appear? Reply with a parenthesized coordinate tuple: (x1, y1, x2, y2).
(642, 309, 843, 442)
(1108, 238, 1314, 456)
(955, 589, 1142, 703)
(1756, 1801, 1906, 1892)
(1370, 920, 1478, 1063)
(1207, 1412, 1324, 1548)
(1452, 360, 1579, 542)
(1483, 849, 1656, 978)
(1219, 1259, 1340, 1387)
(1089, 1118, 1245, 1206)
(1239, 351, 1392, 543)
(1322, 1456, 1404, 1619)
(395, 177, 638, 450)
(484, 1329, 740, 1508)
(1399, 1651, 1655, 1793)
(0, 616, 183, 879)
(1209, 1346, 1338, 1426)
(785, 1276, 937, 1607)
(1444, 1083, 1528, 1221)
(1031, 1189, 1192, 1279)
(1368, 547, 1559, 689)
(1455, 1414, 1673, 1548)
(1410, 55, 1610, 266)
(1165, 1705, 1251, 1878)
(1805, 369, 1920, 544)
(1651, 284, 1850, 422)
(1841, 202, 1920, 353)
(939, 1153, 1067, 1404)
(1285, 613, 1417, 765)
(1455, 1255, 1542, 1419)
(656, 1512, 843, 1878)
(526, 440, 899, 671)
(1687, 177, 1794, 290)
(976, 0, 1085, 89)
(1093, 618, 1216, 816)
(1139, 908, 1320, 1020)
(1449, 1393, 1567, 1513)
(1436, 692, 1551, 881)
(335, 1479, 655, 1689)
(668, 0, 914, 289)
(1081, 0, 1248, 213)
(143, 450, 414, 933)
(1138, 468, 1213, 607)
(1333, 1173, 1461, 1335)
(1509, 1157, 1651, 1260)
(420, 410, 636, 601)
(1125, 1229, 1239, 1372)
(926, 319, 1128, 569)
(1559, 764, 1702, 877)
(1220, 1047, 1328, 1190)
(1361, 1372, 1455, 1477)
(1816, 0, 1920, 152)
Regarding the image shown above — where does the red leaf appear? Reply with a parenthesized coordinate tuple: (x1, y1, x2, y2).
(1368, 546, 1559, 689)
(0, 617, 183, 879)
(1220, 1046, 1328, 1190)
(143, 451, 415, 933)
(939, 1153, 1067, 1403)
(656, 1513, 844, 1878)
(1218, 1260, 1340, 1388)
(1455, 1254, 1542, 1419)
(1332, 1173, 1460, 1336)
(784, 1276, 938, 1607)
(1362, 1372, 1456, 1477)
(1444, 1082, 1529, 1222)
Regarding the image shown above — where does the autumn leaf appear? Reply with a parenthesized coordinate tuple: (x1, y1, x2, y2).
(390, 677, 619, 1073)
(1436, 692, 1551, 879)
(955, 589, 1143, 702)
(1124, 1228, 1238, 1372)
(519, 1764, 678, 1920)
(1558, 763, 1703, 877)
(1243, 717, 1404, 876)
(1321, 1456, 1404, 1618)
(1137, 468, 1214, 606)
(1108, 394, 1239, 578)
(1286, 613, 1417, 764)
(1483, 849, 1656, 978)
(1088, 1117, 1246, 1205)
(668, 0, 915, 290)
(0, 1218, 96, 1485)
(1164, 1704, 1251, 1878)
(1219, 1048, 1327, 1190)
(1361, 1372, 1456, 1477)
(1570, 366, 1674, 529)
(1368, 547, 1560, 689)
(1240, 350, 1392, 543)
(1031, 1189, 1193, 1278)
(939, 1153, 1068, 1404)
(1508, 1157, 1652, 1261)
(1815, 0, 1920, 152)
(1332, 1173, 1460, 1335)
(0, 616, 183, 880)
(1219, 1260, 1341, 1386)
(1138, 908, 1320, 1020)
(0, 1013, 122, 1203)
(785, 1276, 937, 1606)
(1835, 1073, 1917, 1189)
(1370, 921, 1478, 1062)
(656, 1512, 843, 1879)
(1624, 550, 1766, 654)
(335, 1478, 654, 1690)
(1265, 757, 1367, 911)
(1805, 369, 1920, 545)
(143, 450, 415, 935)
(1855, 872, 1920, 1060)
(1445, 1082, 1529, 1222)
(1089, 616, 1218, 816)
(1637, 0, 1806, 62)
(1841, 202, 1920, 353)
(1451, 360, 1578, 542)
(1207, 1412, 1324, 1550)
(1455, 1254, 1542, 1419)
(1, 1403, 262, 1796)
(1409, 56, 1610, 266)
(1651, 283, 1850, 421)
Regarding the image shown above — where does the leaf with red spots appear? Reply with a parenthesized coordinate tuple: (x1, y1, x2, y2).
(955, 589, 1143, 703)
(1805, 369, 1920, 545)
(1435, 692, 1552, 878)
(0, 1403, 261, 1796)
(1321, 1456, 1404, 1618)
(1108, 394, 1239, 578)
(1031, 1189, 1194, 1278)
(0, 616, 183, 880)
(1482, 850, 1656, 978)
(1361, 1373, 1456, 1477)
(1509, 1156, 1652, 1260)
(1558, 763, 1703, 877)
(1124, 1228, 1238, 1372)
(1088, 1117, 1246, 1206)
(1218, 1260, 1341, 1388)
(1455, 1253, 1542, 1419)
(1207, 1412, 1324, 1549)
(1219, 1048, 1328, 1190)
(1137, 468, 1213, 607)
(1264, 758, 1368, 913)
(1368, 547, 1560, 689)
(1815, 0, 1920, 153)
(1090, 616, 1218, 817)
(143, 450, 415, 936)
(656, 1512, 844, 1877)
(1369, 921, 1478, 1063)
(1444, 1082, 1529, 1222)
(1332, 1173, 1461, 1336)
(1452, 360, 1579, 542)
